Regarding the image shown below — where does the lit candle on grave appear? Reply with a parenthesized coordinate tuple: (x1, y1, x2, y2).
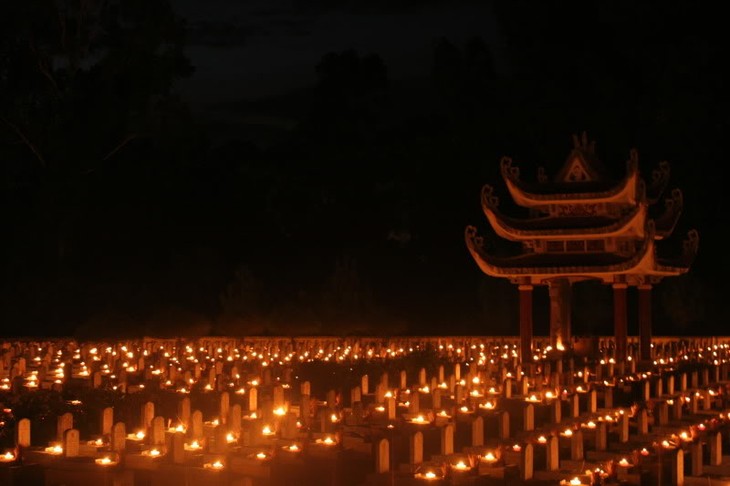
(679, 431, 692, 442)
(255, 451, 268, 460)
(640, 447, 650, 456)
(661, 440, 674, 449)
(479, 401, 495, 410)
(273, 407, 286, 416)
(537, 435, 547, 444)
(482, 451, 497, 463)
(618, 457, 631, 467)
(583, 421, 597, 429)
(437, 410, 450, 418)
(330, 413, 340, 423)
(95, 456, 116, 466)
(512, 444, 522, 452)
(414, 470, 441, 480)
(143, 448, 162, 457)
(184, 440, 201, 451)
(526, 394, 540, 402)
(282, 444, 300, 452)
(561, 428, 573, 437)
(226, 433, 237, 444)
(262, 425, 275, 436)
(129, 430, 145, 441)
(452, 460, 470, 471)
(45, 444, 63, 455)
(0, 451, 15, 462)
(204, 460, 224, 470)
(315, 435, 336, 446)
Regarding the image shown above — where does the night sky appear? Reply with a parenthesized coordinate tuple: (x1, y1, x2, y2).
(1, 1, 727, 338)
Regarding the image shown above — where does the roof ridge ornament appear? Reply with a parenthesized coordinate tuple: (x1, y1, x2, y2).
(682, 229, 700, 263)
(572, 131, 596, 154)
(652, 161, 670, 184)
(500, 157, 520, 180)
(481, 184, 499, 209)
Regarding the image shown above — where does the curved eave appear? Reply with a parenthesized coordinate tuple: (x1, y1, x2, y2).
(482, 199, 647, 241)
(654, 188, 683, 240)
(465, 223, 674, 283)
(646, 161, 671, 205)
(501, 160, 639, 209)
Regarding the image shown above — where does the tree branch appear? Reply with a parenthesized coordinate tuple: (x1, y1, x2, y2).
(1, 117, 47, 167)
(102, 133, 138, 161)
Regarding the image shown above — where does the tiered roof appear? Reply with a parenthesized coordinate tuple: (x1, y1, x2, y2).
(465, 134, 698, 285)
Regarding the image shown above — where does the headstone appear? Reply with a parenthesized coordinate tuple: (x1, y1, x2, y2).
(178, 397, 191, 427)
(386, 396, 396, 420)
(220, 391, 230, 424)
(546, 435, 559, 471)
(150, 416, 165, 445)
(101, 407, 113, 436)
(229, 404, 242, 435)
(361, 375, 368, 395)
(57, 412, 73, 441)
(709, 431, 722, 466)
(63, 428, 80, 458)
(672, 448, 684, 486)
(172, 432, 185, 464)
(690, 441, 702, 477)
(409, 391, 420, 414)
(618, 413, 629, 443)
(570, 430, 583, 460)
(523, 404, 534, 432)
(595, 421, 607, 451)
(112, 422, 126, 452)
(376, 438, 390, 473)
(520, 443, 534, 480)
(637, 408, 649, 435)
(191, 410, 203, 440)
(351, 386, 361, 405)
(432, 389, 441, 410)
(141, 401, 154, 430)
(471, 416, 484, 446)
(410, 431, 423, 465)
(16, 418, 31, 447)
(441, 424, 454, 455)
(249, 387, 258, 412)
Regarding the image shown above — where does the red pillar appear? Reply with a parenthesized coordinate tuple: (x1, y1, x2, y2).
(613, 283, 628, 361)
(519, 284, 534, 362)
(638, 284, 652, 362)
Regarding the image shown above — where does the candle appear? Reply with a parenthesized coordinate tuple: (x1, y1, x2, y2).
(452, 460, 470, 471)
(184, 440, 201, 451)
(0, 451, 15, 462)
(204, 460, 224, 470)
(95, 456, 116, 466)
(45, 445, 63, 455)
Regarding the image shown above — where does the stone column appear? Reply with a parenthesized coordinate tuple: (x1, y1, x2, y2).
(519, 284, 534, 361)
(548, 279, 571, 349)
(613, 282, 628, 361)
(638, 284, 652, 362)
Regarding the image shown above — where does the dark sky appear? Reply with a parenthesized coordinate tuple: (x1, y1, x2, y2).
(1, 0, 726, 338)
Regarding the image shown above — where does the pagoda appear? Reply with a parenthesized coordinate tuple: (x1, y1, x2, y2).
(465, 133, 699, 362)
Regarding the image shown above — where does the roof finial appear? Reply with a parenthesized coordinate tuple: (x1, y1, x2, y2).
(572, 131, 595, 154)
